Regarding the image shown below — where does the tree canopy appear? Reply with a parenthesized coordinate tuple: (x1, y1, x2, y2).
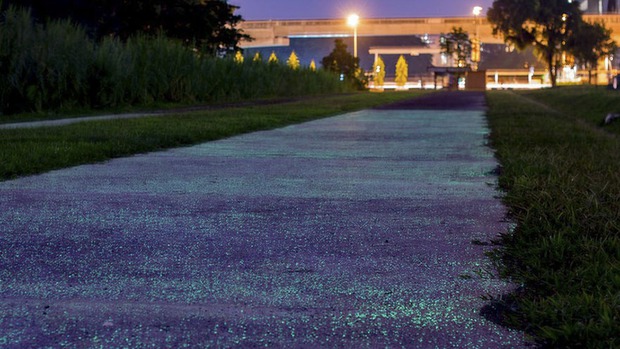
(395, 55, 408, 87)
(567, 20, 616, 84)
(321, 39, 359, 80)
(439, 27, 472, 68)
(1, 0, 251, 55)
(373, 56, 386, 87)
(487, 0, 583, 86)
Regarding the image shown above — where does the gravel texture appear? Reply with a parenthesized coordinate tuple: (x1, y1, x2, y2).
(0, 92, 528, 347)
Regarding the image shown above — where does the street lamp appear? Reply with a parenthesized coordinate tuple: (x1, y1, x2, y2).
(473, 6, 483, 17)
(347, 13, 360, 58)
(472, 6, 483, 71)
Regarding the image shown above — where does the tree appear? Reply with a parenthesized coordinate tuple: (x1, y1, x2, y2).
(1, 0, 100, 33)
(373, 55, 386, 87)
(234, 51, 244, 64)
(98, 0, 251, 55)
(268, 51, 278, 64)
(439, 27, 472, 68)
(287, 51, 300, 70)
(395, 55, 408, 87)
(309, 59, 316, 71)
(5, 0, 252, 55)
(567, 21, 616, 84)
(487, 0, 583, 87)
(321, 39, 359, 80)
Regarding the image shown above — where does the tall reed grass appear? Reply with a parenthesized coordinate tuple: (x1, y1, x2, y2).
(0, 6, 350, 115)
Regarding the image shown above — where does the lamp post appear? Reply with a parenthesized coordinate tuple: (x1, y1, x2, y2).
(347, 14, 360, 58)
(472, 6, 483, 71)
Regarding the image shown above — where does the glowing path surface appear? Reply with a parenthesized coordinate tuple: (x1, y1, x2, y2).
(0, 93, 527, 347)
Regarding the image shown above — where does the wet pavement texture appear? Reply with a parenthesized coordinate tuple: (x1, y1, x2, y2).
(0, 92, 527, 347)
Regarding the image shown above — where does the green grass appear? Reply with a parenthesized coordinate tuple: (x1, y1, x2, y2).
(0, 91, 428, 181)
(518, 85, 620, 133)
(0, 96, 333, 124)
(486, 87, 620, 348)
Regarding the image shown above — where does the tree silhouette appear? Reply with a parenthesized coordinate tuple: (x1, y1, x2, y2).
(2, 0, 251, 55)
(439, 27, 472, 68)
(321, 39, 358, 80)
(488, 0, 582, 87)
(567, 21, 616, 84)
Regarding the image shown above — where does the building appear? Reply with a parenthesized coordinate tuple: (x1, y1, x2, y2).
(577, 0, 618, 13)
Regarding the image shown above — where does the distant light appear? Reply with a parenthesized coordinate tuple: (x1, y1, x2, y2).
(347, 14, 360, 28)
(289, 34, 348, 39)
(473, 6, 483, 16)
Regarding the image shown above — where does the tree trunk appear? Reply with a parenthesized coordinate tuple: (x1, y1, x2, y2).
(547, 54, 557, 87)
(588, 69, 592, 85)
(545, 48, 558, 87)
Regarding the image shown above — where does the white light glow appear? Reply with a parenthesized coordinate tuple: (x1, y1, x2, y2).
(347, 14, 359, 28)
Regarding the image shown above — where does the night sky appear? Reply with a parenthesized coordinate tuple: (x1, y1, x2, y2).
(231, 0, 496, 20)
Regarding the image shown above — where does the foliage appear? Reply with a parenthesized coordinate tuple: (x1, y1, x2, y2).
(2, 0, 251, 55)
(309, 59, 316, 71)
(0, 0, 100, 33)
(287, 51, 300, 70)
(395, 55, 408, 87)
(234, 51, 244, 64)
(0, 91, 430, 180)
(268, 51, 278, 64)
(373, 56, 386, 87)
(567, 21, 616, 84)
(321, 39, 359, 80)
(0, 6, 94, 114)
(486, 87, 620, 348)
(0, 6, 350, 115)
(439, 27, 472, 68)
(487, 0, 583, 87)
(253, 52, 261, 62)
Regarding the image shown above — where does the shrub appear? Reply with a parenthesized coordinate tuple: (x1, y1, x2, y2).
(0, 6, 352, 116)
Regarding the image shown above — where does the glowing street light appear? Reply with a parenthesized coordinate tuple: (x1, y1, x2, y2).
(473, 6, 483, 17)
(347, 13, 360, 58)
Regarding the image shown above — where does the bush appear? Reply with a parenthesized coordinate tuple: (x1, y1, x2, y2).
(0, 6, 351, 115)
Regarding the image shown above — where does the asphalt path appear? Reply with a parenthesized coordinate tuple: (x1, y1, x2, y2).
(0, 91, 527, 347)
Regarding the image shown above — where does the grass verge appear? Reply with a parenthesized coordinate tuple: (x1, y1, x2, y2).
(0, 91, 428, 181)
(518, 85, 620, 134)
(486, 88, 620, 348)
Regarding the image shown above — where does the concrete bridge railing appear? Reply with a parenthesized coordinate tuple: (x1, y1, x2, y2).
(239, 14, 620, 48)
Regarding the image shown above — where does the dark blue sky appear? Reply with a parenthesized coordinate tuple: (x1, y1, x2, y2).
(231, 0, 495, 20)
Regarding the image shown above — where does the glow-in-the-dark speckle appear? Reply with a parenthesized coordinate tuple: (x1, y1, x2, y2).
(0, 108, 528, 347)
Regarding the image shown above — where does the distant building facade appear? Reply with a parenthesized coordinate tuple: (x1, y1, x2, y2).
(576, 0, 618, 13)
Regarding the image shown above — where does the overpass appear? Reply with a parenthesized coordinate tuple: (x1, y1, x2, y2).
(239, 14, 620, 48)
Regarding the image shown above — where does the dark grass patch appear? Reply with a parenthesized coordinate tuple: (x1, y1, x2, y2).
(517, 85, 620, 134)
(486, 89, 620, 348)
(0, 91, 429, 181)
